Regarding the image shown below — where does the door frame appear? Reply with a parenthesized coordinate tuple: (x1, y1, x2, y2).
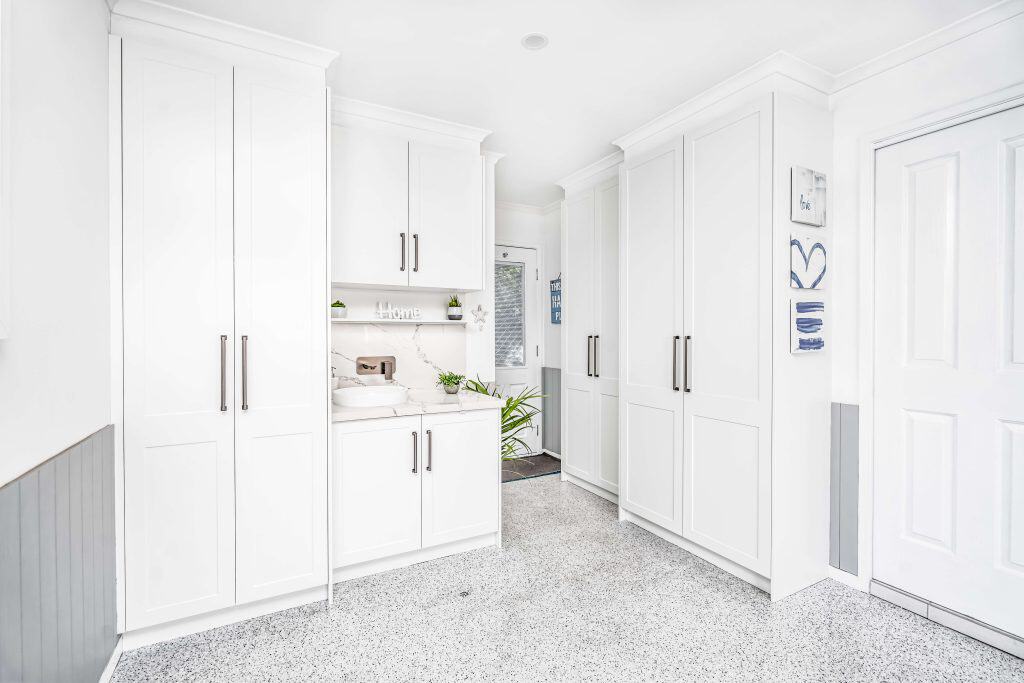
(495, 240, 548, 452)
(854, 82, 1024, 592)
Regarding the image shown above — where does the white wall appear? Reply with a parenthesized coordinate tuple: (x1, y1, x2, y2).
(495, 203, 562, 368)
(0, 0, 111, 486)
(829, 11, 1024, 404)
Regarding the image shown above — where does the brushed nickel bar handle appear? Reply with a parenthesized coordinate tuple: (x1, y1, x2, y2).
(413, 233, 420, 272)
(400, 232, 407, 272)
(426, 430, 433, 472)
(412, 431, 419, 473)
(594, 335, 600, 378)
(220, 335, 228, 411)
(241, 335, 249, 411)
(684, 335, 692, 393)
(587, 335, 593, 377)
(672, 335, 680, 391)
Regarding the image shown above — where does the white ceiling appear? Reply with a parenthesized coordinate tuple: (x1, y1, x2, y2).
(155, 0, 994, 206)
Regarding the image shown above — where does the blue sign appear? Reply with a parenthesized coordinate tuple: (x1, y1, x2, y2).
(550, 278, 561, 325)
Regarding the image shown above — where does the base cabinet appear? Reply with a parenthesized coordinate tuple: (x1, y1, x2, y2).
(333, 410, 500, 570)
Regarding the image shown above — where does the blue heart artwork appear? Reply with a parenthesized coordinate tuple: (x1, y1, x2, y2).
(791, 300, 825, 354)
(790, 236, 826, 290)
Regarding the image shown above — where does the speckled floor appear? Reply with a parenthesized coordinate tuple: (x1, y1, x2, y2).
(113, 476, 1024, 682)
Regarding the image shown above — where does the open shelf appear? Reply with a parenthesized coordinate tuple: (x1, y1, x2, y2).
(330, 318, 467, 326)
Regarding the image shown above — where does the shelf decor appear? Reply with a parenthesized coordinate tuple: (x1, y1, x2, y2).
(791, 166, 827, 227)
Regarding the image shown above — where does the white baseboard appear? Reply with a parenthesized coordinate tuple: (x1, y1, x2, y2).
(98, 636, 123, 683)
(828, 565, 869, 592)
(620, 509, 771, 593)
(870, 581, 1024, 659)
(333, 533, 499, 583)
(122, 585, 329, 651)
(561, 471, 617, 504)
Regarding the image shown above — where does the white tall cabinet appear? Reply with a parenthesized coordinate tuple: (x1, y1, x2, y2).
(559, 156, 622, 500)
(117, 7, 334, 634)
(616, 84, 832, 601)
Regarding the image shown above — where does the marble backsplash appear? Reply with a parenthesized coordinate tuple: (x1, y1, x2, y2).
(332, 323, 467, 389)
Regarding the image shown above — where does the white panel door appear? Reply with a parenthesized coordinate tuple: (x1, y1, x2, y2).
(874, 104, 1024, 638)
(422, 411, 501, 548)
(494, 245, 542, 454)
(331, 127, 410, 287)
(122, 39, 236, 628)
(681, 100, 772, 577)
(619, 138, 685, 533)
(408, 142, 483, 290)
(595, 177, 620, 493)
(561, 191, 597, 481)
(333, 418, 422, 566)
(233, 65, 328, 604)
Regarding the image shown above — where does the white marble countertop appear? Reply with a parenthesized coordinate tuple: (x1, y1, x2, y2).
(332, 388, 504, 423)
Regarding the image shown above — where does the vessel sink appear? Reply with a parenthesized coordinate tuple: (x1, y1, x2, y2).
(333, 384, 408, 408)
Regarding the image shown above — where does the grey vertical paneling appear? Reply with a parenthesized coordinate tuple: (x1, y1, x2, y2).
(829, 403, 859, 576)
(542, 367, 561, 455)
(839, 405, 860, 573)
(0, 482, 22, 682)
(38, 460, 59, 683)
(829, 403, 841, 569)
(0, 425, 117, 683)
(19, 470, 43, 681)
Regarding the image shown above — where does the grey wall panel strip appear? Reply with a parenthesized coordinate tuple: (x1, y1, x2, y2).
(0, 425, 117, 682)
(829, 403, 859, 576)
(542, 367, 561, 455)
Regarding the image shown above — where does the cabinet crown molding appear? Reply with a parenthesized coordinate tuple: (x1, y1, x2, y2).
(332, 97, 492, 144)
(110, 0, 338, 68)
(557, 150, 624, 193)
(612, 51, 832, 152)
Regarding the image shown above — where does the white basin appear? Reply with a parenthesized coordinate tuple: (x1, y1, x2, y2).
(333, 384, 408, 408)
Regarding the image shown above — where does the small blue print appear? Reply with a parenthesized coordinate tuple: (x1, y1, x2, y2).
(798, 337, 824, 350)
(550, 278, 562, 325)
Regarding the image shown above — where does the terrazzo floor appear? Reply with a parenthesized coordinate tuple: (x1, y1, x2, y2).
(113, 476, 1024, 682)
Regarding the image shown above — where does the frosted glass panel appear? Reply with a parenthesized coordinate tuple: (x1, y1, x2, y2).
(495, 261, 525, 368)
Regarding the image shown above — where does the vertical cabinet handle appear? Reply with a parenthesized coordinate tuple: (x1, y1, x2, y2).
(412, 431, 419, 473)
(413, 233, 420, 272)
(426, 430, 433, 471)
(684, 335, 692, 393)
(587, 335, 593, 377)
(400, 232, 407, 272)
(219, 335, 228, 411)
(594, 335, 600, 378)
(241, 335, 249, 411)
(672, 335, 680, 391)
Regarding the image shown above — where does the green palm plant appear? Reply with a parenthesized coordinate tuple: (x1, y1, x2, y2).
(465, 377, 543, 460)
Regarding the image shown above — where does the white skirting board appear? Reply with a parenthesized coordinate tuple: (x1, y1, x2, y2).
(333, 533, 500, 583)
(98, 637, 123, 683)
(870, 581, 1024, 660)
(619, 509, 771, 594)
(561, 471, 617, 504)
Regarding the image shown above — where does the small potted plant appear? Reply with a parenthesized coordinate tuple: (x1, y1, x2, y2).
(447, 295, 463, 321)
(331, 300, 347, 319)
(437, 370, 465, 395)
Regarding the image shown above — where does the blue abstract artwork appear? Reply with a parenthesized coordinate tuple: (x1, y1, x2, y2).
(791, 300, 825, 354)
(790, 235, 827, 290)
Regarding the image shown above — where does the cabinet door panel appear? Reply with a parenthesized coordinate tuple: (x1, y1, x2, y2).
(562, 386, 595, 481)
(681, 99, 772, 576)
(421, 412, 500, 547)
(122, 38, 236, 629)
(408, 142, 483, 290)
(334, 418, 422, 566)
(332, 127, 409, 287)
(234, 65, 328, 603)
(619, 139, 684, 533)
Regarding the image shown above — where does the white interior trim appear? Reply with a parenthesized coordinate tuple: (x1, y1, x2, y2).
(495, 200, 549, 216)
(556, 150, 624, 193)
(856, 81, 1024, 593)
(332, 96, 492, 143)
(0, 0, 11, 340)
(831, 0, 1024, 93)
(110, 0, 338, 67)
(98, 636, 123, 683)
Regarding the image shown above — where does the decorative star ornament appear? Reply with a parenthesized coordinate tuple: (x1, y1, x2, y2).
(471, 304, 488, 331)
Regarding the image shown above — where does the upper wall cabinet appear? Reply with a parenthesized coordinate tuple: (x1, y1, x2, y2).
(331, 99, 491, 291)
